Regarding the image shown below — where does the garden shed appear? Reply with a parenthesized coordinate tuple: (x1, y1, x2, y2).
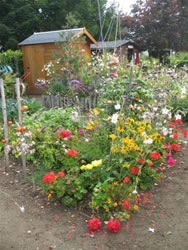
(91, 39, 140, 65)
(18, 27, 98, 95)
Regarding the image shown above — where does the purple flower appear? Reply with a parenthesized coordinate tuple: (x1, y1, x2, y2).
(71, 79, 80, 85)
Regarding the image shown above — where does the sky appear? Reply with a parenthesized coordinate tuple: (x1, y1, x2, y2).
(107, 0, 137, 13)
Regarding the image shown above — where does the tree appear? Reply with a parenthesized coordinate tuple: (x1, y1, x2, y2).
(120, 0, 188, 58)
(0, 0, 116, 51)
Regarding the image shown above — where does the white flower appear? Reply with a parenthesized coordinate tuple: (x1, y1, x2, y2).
(143, 138, 153, 144)
(111, 113, 119, 124)
(162, 128, 169, 136)
(132, 189, 138, 194)
(181, 87, 186, 95)
(175, 114, 182, 120)
(162, 108, 170, 115)
(114, 103, 121, 110)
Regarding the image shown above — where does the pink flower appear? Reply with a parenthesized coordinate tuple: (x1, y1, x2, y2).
(88, 218, 102, 231)
(107, 219, 121, 233)
(165, 152, 172, 158)
(78, 129, 85, 134)
(167, 157, 176, 166)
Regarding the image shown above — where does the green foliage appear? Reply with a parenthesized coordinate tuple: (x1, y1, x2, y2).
(0, 72, 17, 98)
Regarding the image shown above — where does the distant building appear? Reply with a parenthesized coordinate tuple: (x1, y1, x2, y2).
(91, 39, 140, 65)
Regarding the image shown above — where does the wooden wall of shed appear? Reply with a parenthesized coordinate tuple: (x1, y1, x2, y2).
(21, 39, 92, 95)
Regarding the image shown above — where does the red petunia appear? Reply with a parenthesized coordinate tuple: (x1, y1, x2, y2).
(121, 199, 131, 210)
(58, 171, 65, 178)
(59, 130, 72, 139)
(66, 149, 78, 157)
(107, 218, 121, 233)
(130, 166, 140, 175)
(123, 177, 130, 183)
(150, 152, 161, 160)
(171, 143, 179, 151)
(43, 172, 56, 184)
(88, 217, 102, 231)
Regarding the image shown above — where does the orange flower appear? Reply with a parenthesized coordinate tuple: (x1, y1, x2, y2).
(66, 149, 78, 157)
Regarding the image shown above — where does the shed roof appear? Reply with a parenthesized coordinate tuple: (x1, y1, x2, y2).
(91, 39, 140, 50)
(18, 27, 98, 46)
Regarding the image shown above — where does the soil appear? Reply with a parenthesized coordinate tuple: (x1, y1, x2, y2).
(0, 139, 188, 250)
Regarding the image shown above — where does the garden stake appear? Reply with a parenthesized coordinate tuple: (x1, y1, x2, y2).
(16, 78, 26, 175)
(0, 79, 9, 171)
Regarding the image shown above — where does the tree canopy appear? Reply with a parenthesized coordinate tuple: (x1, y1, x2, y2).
(0, 0, 115, 51)
(121, 0, 188, 56)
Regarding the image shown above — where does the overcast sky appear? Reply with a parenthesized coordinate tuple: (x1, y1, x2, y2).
(107, 0, 137, 13)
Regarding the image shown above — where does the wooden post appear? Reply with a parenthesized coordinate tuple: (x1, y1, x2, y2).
(15, 78, 26, 175)
(0, 79, 9, 171)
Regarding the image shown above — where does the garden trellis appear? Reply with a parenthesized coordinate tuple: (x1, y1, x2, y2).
(0, 77, 26, 174)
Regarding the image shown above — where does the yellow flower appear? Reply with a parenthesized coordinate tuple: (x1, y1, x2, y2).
(106, 198, 111, 204)
(92, 108, 101, 115)
(123, 163, 130, 168)
(105, 208, 110, 212)
(133, 205, 139, 211)
(125, 214, 131, 220)
(48, 193, 52, 199)
(120, 146, 128, 154)
(113, 202, 118, 207)
(91, 159, 102, 167)
(111, 145, 118, 153)
(117, 127, 125, 133)
(109, 134, 117, 140)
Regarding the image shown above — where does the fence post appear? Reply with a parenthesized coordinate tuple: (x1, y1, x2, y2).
(0, 78, 9, 171)
(15, 78, 26, 175)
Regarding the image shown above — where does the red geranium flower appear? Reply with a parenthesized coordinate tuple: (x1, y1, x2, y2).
(43, 172, 56, 184)
(171, 143, 179, 151)
(130, 166, 140, 175)
(121, 199, 131, 210)
(172, 132, 178, 139)
(59, 130, 72, 139)
(150, 152, 161, 160)
(123, 176, 130, 183)
(88, 218, 102, 231)
(107, 219, 121, 233)
(181, 129, 188, 137)
(58, 171, 65, 178)
(175, 119, 183, 125)
(66, 149, 78, 157)
(138, 158, 145, 164)
(164, 143, 172, 150)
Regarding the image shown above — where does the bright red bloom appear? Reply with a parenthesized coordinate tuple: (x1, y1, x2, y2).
(138, 158, 145, 164)
(175, 119, 183, 125)
(107, 219, 121, 233)
(58, 171, 65, 178)
(66, 149, 78, 157)
(172, 132, 178, 139)
(43, 172, 56, 184)
(59, 130, 71, 139)
(121, 199, 131, 210)
(169, 122, 175, 128)
(171, 143, 179, 151)
(88, 218, 102, 231)
(150, 152, 161, 160)
(130, 166, 140, 175)
(181, 129, 188, 137)
(123, 177, 130, 183)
